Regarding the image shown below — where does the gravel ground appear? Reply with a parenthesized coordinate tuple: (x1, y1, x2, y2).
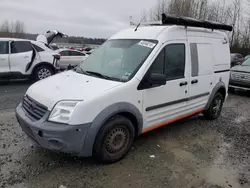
(0, 81, 250, 188)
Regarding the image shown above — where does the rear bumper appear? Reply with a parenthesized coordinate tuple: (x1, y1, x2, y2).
(229, 80, 250, 90)
(16, 103, 92, 156)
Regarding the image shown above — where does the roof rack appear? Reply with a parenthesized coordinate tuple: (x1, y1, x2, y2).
(161, 14, 233, 32)
(130, 21, 162, 26)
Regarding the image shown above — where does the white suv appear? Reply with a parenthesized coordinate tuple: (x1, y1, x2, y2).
(0, 30, 64, 81)
(16, 15, 232, 163)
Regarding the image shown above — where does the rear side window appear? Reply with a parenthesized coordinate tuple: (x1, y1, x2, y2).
(59, 50, 69, 56)
(69, 51, 85, 56)
(11, 41, 33, 54)
(32, 44, 44, 52)
(0, 41, 9, 54)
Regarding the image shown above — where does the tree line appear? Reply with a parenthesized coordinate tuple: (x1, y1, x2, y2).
(0, 20, 106, 45)
(0, 20, 25, 38)
(142, 0, 250, 55)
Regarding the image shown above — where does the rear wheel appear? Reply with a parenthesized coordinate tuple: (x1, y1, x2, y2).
(93, 116, 135, 163)
(204, 93, 224, 120)
(33, 65, 54, 81)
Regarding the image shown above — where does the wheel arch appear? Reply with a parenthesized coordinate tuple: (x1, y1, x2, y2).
(32, 62, 56, 75)
(205, 82, 226, 110)
(80, 102, 143, 157)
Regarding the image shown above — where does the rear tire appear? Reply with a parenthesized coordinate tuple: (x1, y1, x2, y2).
(93, 116, 135, 163)
(33, 65, 54, 81)
(204, 93, 224, 120)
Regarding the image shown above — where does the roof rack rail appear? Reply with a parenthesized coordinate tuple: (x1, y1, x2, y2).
(161, 14, 233, 32)
(130, 21, 162, 26)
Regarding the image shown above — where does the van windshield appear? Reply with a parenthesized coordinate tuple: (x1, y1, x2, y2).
(76, 39, 157, 82)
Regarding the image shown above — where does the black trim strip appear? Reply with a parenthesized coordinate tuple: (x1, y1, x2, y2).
(146, 98, 187, 112)
(188, 92, 210, 101)
(214, 69, 230, 73)
(146, 92, 210, 112)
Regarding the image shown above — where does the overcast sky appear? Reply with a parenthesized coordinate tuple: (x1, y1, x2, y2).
(1, 0, 155, 38)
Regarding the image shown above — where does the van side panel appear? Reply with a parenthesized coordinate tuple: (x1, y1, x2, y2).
(212, 36, 230, 93)
(187, 30, 230, 113)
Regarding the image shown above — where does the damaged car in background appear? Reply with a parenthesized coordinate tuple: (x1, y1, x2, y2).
(0, 30, 66, 81)
(56, 48, 89, 70)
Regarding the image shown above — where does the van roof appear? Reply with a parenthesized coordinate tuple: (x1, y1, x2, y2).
(110, 26, 169, 40)
(110, 25, 227, 41)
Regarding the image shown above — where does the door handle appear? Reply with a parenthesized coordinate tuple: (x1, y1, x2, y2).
(191, 79, 198, 84)
(180, 81, 188, 87)
(24, 55, 29, 58)
(0, 58, 5, 60)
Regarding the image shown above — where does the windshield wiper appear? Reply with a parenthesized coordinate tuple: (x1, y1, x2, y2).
(86, 71, 112, 80)
(75, 68, 122, 82)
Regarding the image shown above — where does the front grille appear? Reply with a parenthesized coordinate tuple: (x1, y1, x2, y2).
(22, 95, 48, 121)
(231, 72, 250, 82)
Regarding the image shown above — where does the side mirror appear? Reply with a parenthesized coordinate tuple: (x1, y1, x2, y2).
(138, 73, 166, 90)
(148, 73, 166, 87)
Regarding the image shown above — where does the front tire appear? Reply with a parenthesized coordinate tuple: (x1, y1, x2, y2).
(33, 65, 54, 81)
(93, 116, 135, 163)
(204, 93, 224, 120)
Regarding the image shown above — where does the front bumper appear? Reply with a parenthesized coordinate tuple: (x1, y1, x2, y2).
(16, 103, 91, 156)
(229, 80, 250, 91)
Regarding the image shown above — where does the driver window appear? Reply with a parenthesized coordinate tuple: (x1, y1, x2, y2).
(151, 49, 164, 74)
(165, 44, 185, 80)
(150, 44, 185, 80)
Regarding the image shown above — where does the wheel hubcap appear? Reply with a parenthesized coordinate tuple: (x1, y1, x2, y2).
(38, 68, 52, 80)
(105, 126, 129, 155)
(212, 97, 222, 116)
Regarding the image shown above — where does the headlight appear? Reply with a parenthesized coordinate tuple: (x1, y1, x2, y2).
(49, 101, 81, 124)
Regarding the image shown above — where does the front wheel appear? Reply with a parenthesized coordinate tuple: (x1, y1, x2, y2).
(93, 116, 135, 163)
(204, 93, 224, 120)
(33, 65, 54, 81)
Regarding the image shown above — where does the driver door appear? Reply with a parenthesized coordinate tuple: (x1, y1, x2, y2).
(141, 42, 190, 133)
(9, 41, 33, 75)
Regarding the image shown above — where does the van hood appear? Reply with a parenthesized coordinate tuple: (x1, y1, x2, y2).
(26, 71, 122, 110)
(231, 65, 250, 73)
(36, 30, 67, 45)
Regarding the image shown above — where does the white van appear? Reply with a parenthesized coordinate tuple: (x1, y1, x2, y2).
(16, 15, 232, 163)
(0, 30, 65, 81)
